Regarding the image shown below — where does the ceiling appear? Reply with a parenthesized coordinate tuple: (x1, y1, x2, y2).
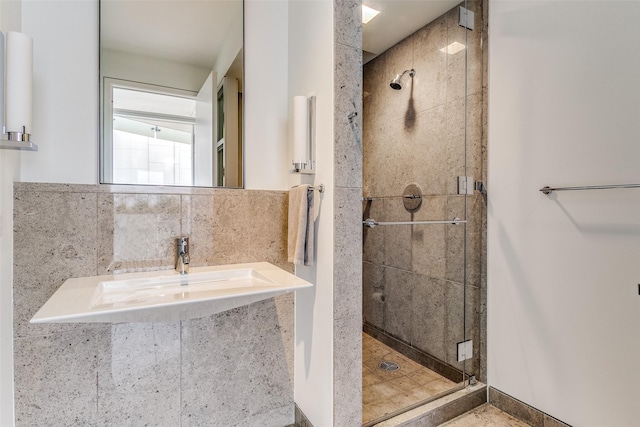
(363, 0, 462, 63)
(101, 0, 461, 70)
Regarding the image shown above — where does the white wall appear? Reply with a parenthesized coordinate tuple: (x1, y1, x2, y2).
(244, 0, 289, 190)
(0, 3, 22, 426)
(20, 0, 98, 184)
(287, 1, 334, 425)
(488, 2, 640, 426)
(101, 49, 211, 92)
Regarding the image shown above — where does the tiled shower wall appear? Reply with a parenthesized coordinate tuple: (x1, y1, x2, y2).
(13, 183, 294, 426)
(362, 0, 486, 380)
(333, 0, 364, 425)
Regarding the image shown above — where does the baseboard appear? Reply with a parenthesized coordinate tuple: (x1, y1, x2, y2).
(291, 403, 314, 427)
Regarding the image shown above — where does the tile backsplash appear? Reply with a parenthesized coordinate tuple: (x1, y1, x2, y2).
(13, 183, 294, 426)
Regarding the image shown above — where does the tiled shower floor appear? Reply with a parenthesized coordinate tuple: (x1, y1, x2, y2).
(362, 333, 458, 424)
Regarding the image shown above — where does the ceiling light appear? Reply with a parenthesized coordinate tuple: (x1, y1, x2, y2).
(440, 42, 466, 55)
(362, 5, 380, 24)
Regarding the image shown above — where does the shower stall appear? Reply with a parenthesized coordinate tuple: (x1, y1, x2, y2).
(361, 1, 486, 424)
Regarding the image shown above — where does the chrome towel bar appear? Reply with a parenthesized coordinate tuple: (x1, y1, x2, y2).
(362, 194, 422, 201)
(540, 183, 640, 195)
(293, 184, 325, 193)
(363, 218, 466, 228)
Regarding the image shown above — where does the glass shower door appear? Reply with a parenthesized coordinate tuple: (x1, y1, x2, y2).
(362, 0, 484, 424)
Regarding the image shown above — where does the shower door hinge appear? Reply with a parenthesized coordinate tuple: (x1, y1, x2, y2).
(458, 176, 475, 195)
(457, 340, 473, 362)
(458, 6, 475, 31)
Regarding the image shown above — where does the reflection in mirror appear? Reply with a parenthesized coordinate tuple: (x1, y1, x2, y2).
(100, 0, 243, 188)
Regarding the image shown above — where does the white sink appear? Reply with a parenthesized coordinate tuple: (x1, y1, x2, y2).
(31, 262, 312, 323)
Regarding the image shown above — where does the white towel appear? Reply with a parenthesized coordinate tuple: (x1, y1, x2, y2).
(288, 185, 315, 266)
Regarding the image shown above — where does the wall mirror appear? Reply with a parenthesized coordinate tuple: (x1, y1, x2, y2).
(100, 0, 243, 188)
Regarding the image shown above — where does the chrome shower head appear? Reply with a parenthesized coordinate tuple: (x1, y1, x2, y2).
(390, 69, 416, 90)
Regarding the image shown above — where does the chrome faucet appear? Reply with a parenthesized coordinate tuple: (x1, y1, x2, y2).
(175, 237, 190, 275)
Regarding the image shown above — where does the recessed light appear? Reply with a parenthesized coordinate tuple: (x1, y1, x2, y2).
(440, 41, 466, 55)
(362, 5, 380, 24)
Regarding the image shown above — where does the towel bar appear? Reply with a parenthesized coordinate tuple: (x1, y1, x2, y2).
(540, 183, 640, 194)
(309, 184, 324, 193)
(292, 184, 325, 193)
(363, 218, 465, 228)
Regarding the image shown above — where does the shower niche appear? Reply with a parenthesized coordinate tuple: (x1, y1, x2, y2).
(361, 0, 485, 424)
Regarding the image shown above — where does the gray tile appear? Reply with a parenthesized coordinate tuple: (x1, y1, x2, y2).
(181, 306, 252, 426)
(384, 36, 415, 127)
(489, 387, 544, 427)
(14, 329, 104, 426)
(411, 196, 446, 279)
(412, 15, 448, 114)
(334, 42, 363, 189)
(481, 0, 488, 91)
(465, 92, 484, 183)
(479, 288, 487, 383)
(444, 281, 480, 374)
(440, 403, 530, 427)
(362, 199, 385, 265)
(295, 403, 314, 427)
(363, 262, 385, 328)
(97, 323, 181, 426)
(181, 298, 294, 426)
(334, 188, 362, 320)
(445, 3, 483, 102)
(334, 0, 362, 49)
(444, 281, 465, 369)
(395, 412, 435, 427)
(383, 199, 413, 271)
(245, 297, 295, 419)
(383, 267, 413, 343)
(233, 405, 294, 427)
(181, 194, 216, 267)
(411, 275, 446, 362)
(544, 414, 571, 427)
(411, 105, 448, 196)
(211, 192, 251, 265)
(362, 54, 388, 162)
(444, 98, 467, 195)
(444, 196, 466, 284)
(431, 386, 487, 426)
(97, 193, 181, 273)
(333, 315, 362, 427)
(13, 190, 99, 338)
(13, 185, 298, 427)
(380, 116, 416, 200)
(247, 193, 288, 265)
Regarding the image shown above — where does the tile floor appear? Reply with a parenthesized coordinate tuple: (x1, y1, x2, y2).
(440, 404, 532, 426)
(362, 333, 458, 424)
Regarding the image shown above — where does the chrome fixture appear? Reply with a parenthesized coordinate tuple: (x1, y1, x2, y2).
(175, 237, 190, 275)
(389, 69, 415, 90)
(363, 218, 465, 228)
(540, 183, 640, 195)
(402, 183, 423, 213)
